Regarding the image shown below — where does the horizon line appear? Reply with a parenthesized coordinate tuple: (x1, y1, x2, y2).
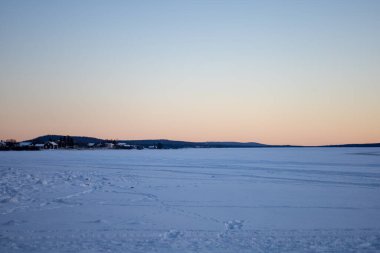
(8, 133, 380, 147)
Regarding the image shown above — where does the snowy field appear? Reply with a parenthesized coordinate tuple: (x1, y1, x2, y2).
(1, 148, 380, 252)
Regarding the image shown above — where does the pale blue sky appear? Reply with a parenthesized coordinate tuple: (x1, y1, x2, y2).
(1, 0, 379, 144)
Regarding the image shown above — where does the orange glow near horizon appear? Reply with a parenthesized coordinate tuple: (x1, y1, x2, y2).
(1, 99, 379, 146)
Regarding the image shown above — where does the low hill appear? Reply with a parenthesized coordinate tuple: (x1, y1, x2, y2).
(26, 135, 380, 148)
(27, 135, 103, 145)
(26, 135, 268, 148)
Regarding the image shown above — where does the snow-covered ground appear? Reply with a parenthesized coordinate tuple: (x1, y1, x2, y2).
(1, 148, 380, 252)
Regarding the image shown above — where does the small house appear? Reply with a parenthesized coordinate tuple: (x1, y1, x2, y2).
(116, 143, 133, 149)
(19, 141, 32, 147)
(44, 141, 58, 149)
(105, 143, 114, 149)
(34, 144, 45, 149)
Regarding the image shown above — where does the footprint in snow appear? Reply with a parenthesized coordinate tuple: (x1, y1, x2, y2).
(88, 219, 108, 224)
(161, 229, 183, 240)
(81, 219, 108, 225)
(224, 220, 244, 230)
(218, 220, 245, 238)
(1, 197, 19, 204)
(36, 179, 48, 185)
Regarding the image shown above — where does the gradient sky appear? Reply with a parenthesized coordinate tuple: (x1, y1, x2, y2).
(0, 0, 379, 145)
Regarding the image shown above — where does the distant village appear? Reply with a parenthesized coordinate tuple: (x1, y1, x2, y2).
(0, 136, 163, 151)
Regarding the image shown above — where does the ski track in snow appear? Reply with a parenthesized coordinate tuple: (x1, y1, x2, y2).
(1, 148, 380, 252)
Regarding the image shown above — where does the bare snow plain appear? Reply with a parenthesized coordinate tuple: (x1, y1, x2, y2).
(1, 148, 380, 252)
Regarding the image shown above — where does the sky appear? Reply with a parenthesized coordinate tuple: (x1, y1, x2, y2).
(0, 0, 379, 145)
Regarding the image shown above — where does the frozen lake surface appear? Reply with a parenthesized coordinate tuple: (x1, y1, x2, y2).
(1, 148, 380, 252)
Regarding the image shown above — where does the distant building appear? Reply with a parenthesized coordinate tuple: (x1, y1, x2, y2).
(44, 141, 58, 149)
(116, 143, 133, 149)
(19, 141, 32, 147)
(87, 143, 95, 148)
(34, 144, 45, 149)
(105, 143, 114, 149)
